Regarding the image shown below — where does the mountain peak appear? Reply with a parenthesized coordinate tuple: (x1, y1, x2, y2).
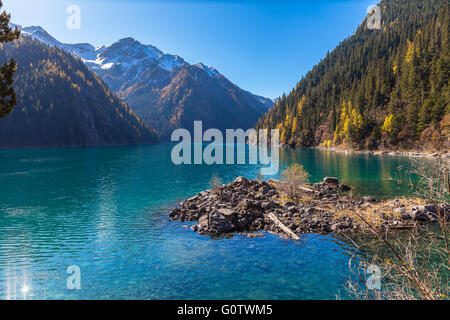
(116, 37, 137, 44)
(194, 63, 220, 78)
(10, 23, 42, 32)
(11, 22, 273, 124)
(110, 37, 146, 50)
(12, 23, 219, 76)
(11, 23, 66, 50)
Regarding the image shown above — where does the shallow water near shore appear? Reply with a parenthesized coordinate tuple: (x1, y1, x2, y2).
(0, 144, 415, 299)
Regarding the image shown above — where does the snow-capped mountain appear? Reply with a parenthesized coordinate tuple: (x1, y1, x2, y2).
(13, 23, 273, 139)
(253, 95, 276, 109)
(13, 24, 187, 73)
(13, 23, 221, 80)
(13, 24, 66, 50)
(193, 63, 221, 78)
(0, 34, 158, 148)
(67, 38, 187, 73)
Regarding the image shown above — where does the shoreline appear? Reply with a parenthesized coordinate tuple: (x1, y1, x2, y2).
(313, 146, 449, 158)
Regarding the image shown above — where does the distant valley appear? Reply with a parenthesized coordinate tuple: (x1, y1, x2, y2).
(15, 24, 273, 141)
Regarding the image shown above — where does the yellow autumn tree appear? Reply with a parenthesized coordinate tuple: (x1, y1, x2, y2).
(381, 114, 394, 134)
(291, 116, 298, 133)
(297, 95, 306, 117)
(334, 100, 364, 145)
(277, 122, 285, 144)
(405, 40, 415, 63)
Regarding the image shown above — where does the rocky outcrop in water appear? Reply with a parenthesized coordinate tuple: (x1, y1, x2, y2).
(169, 176, 448, 239)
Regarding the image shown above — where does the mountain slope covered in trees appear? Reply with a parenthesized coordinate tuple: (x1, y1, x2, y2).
(15, 25, 272, 140)
(0, 37, 158, 148)
(256, 0, 449, 152)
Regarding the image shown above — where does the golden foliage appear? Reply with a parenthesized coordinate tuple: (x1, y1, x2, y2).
(381, 114, 394, 134)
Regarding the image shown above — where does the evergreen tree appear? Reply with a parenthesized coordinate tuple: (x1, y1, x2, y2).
(256, 0, 449, 151)
(0, 1, 20, 118)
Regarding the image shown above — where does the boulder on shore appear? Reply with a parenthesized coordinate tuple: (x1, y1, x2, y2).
(323, 177, 339, 185)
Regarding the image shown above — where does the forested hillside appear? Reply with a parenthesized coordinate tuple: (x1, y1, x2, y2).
(15, 25, 272, 141)
(256, 0, 449, 152)
(0, 37, 158, 148)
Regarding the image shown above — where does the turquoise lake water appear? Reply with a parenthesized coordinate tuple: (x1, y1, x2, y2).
(0, 144, 414, 299)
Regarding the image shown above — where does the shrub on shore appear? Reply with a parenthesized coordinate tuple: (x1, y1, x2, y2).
(280, 164, 309, 199)
(347, 157, 449, 300)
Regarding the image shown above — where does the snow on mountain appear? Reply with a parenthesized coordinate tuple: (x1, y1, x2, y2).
(193, 63, 221, 78)
(253, 95, 275, 109)
(12, 23, 273, 87)
(159, 54, 186, 71)
(12, 24, 69, 52)
(12, 23, 248, 81)
(13, 23, 189, 73)
(12, 23, 274, 139)
(64, 43, 99, 61)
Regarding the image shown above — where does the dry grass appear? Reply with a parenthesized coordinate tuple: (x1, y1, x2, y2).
(279, 164, 310, 199)
(346, 157, 449, 300)
(334, 198, 426, 227)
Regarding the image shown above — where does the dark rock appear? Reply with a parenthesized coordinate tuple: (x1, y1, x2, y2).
(286, 206, 297, 214)
(408, 207, 435, 222)
(235, 217, 249, 229)
(186, 203, 198, 210)
(261, 200, 280, 210)
(408, 204, 450, 222)
(401, 211, 412, 220)
(217, 208, 237, 220)
(169, 208, 182, 220)
(338, 184, 351, 192)
(267, 190, 277, 197)
(198, 210, 234, 235)
(250, 219, 264, 230)
(423, 205, 437, 214)
(219, 191, 231, 202)
(362, 196, 377, 203)
(323, 177, 339, 185)
(414, 210, 433, 222)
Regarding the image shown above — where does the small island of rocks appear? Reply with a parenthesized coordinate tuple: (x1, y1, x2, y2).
(169, 176, 447, 239)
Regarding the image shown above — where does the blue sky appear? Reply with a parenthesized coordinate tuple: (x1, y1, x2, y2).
(5, 0, 376, 99)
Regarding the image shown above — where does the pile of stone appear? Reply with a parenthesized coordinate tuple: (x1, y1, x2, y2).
(169, 176, 447, 239)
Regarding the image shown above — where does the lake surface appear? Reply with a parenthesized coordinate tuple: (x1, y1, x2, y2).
(0, 144, 414, 299)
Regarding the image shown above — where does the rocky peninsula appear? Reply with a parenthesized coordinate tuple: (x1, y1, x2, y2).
(169, 176, 448, 239)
